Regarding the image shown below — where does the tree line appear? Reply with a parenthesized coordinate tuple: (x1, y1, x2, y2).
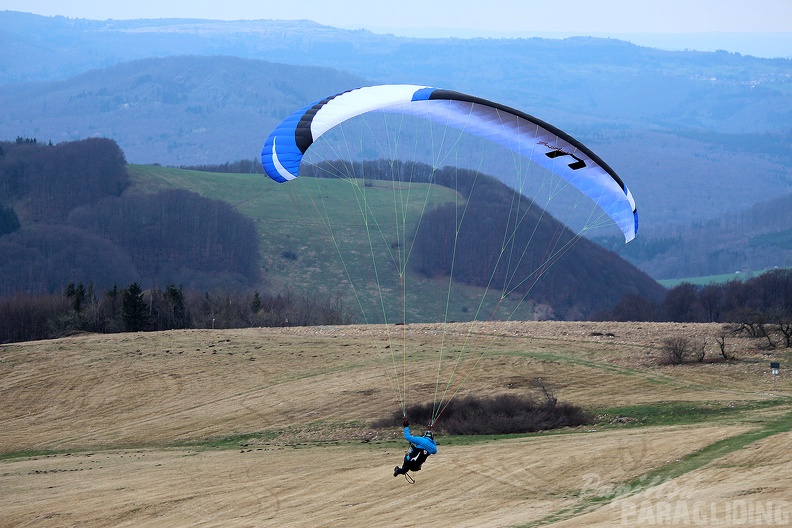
(598, 268, 792, 348)
(0, 282, 355, 344)
(4, 270, 791, 345)
(179, 158, 264, 174)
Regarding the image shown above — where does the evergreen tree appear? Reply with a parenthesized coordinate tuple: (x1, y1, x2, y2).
(106, 284, 120, 316)
(165, 284, 187, 328)
(251, 291, 262, 313)
(122, 282, 149, 332)
(0, 206, 21, 236)
(65, 282, 87, 312)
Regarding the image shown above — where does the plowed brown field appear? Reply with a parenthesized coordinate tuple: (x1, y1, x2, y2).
(1, 322, 790, 527)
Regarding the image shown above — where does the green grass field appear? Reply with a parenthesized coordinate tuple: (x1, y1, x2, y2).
(127, 164, 538, 323)
(657, 268, 784, 288)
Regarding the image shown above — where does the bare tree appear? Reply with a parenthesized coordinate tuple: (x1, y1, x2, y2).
(695, 338, 707, 362)
(778, 316, 792, 348)
(716, 335, 734, 360)
(532, 378, 557, 408)
(660, 336, 691, 365)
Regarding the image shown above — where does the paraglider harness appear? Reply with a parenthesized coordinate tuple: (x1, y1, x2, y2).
(404, 444, 430, 469)
(399, 444, 431, 484)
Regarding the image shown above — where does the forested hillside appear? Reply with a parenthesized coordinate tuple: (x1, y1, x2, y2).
(192, 153, 792, 281)
(0, 139, 259, 295)
(412, 178, 664, 318)
(0, 138, 663, 322)
(0, 55, 367, 167)
(0, 137, 128, 222)
(595, 190, 792, 278)
(299, 160, 665, 319)
(3, 135, 791, 346)
(0, 57, 788, 281)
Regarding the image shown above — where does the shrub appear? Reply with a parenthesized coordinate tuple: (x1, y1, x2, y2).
(660, 336, 691, 365)
(373, 391, 592, 435)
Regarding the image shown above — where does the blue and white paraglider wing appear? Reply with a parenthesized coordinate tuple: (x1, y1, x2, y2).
(261, 85, 638, 243)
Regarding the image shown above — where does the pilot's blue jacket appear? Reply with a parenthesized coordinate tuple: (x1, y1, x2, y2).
(403, 426, 437, 454)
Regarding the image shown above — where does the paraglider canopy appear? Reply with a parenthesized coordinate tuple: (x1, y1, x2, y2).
(259, 84, 642, 426)
(261, 84, 637, 242)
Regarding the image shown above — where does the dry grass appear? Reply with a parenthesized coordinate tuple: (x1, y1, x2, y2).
(1, 321, 790, 527)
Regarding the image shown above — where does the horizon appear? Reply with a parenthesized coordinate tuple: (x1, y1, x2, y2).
(3, 0, 792, 58)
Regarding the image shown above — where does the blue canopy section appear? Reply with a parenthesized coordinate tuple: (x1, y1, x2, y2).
(260, 103, 314, 182)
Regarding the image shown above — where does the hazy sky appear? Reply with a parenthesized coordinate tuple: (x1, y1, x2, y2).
(4, 0, 792, 55)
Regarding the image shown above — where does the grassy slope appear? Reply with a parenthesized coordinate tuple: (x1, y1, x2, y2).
(126, 164, 537, 322)
(1, 321, 790, 527)
(658, 267, 786, 288)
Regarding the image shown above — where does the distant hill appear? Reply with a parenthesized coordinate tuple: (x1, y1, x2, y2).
(2, 12, 790, 134)
(1, 54, 789, 239)
(596, 190, 792, 278)
(0, 137, 662, 318)
(126, 162, 665, 321)
(2, 12, 791, 280)
(0, 55, 367, 166)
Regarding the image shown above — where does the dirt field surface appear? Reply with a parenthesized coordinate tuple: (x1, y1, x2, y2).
(2, 321, 791, 527)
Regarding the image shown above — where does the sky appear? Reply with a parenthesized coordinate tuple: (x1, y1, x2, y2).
(3, 0, 792, 57)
